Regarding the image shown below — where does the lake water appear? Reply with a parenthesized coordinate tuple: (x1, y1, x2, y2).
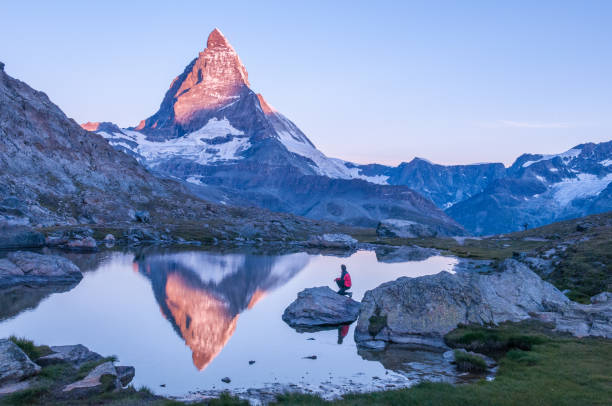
(0, 247, 468, 401)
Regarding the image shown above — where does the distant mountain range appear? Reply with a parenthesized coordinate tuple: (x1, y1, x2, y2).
(82, 28, 464, 236)
(83, 29, 612, 236)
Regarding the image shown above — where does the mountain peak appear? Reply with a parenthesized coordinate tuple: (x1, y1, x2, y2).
(137, 28, 251, 133)
(207, 28, 230, 49)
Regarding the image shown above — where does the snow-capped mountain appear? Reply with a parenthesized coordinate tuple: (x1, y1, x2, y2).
(83, 29, 463, 234)
(447, 141, 612, 235)
(350, 142, 612, 235)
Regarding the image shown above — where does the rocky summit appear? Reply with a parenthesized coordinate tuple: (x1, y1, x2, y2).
(83, 29, 465, 234)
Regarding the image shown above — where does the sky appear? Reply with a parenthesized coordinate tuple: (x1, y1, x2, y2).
(1, 1, 611, 166)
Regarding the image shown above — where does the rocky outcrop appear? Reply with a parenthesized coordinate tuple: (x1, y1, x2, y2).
(37, 345, 103, 367)
(0, 225, 44, 249)
(533, 291, 612, 339)
(0, 251, 82, 288)
(282, 286, 360, 330)
(354, 259, 570, 349)
(63, 362, 121, 395)
(376, 219, 438, 238)
(306, 234, 358, 250)
(0, 339, 40, 385)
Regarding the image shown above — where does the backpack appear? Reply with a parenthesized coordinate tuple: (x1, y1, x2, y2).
(343, 272, 352, 288)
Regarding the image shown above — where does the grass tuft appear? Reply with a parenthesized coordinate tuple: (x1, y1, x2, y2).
(454, 350, 488, 373)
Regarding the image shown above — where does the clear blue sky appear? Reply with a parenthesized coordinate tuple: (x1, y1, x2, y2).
(2, 1, 611, 166)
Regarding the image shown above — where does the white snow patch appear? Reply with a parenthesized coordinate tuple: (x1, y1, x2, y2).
(600, 159, 612, 167)
(100, 118, 250, 165)
(552, 173, 612, 206)
(535, 175, 546, 183)
(522, 148, 582, 168)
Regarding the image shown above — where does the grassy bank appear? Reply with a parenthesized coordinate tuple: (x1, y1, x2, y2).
(270, 321, 612, 406)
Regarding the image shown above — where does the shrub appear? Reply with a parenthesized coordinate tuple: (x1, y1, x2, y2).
(453, 350, 488, 373)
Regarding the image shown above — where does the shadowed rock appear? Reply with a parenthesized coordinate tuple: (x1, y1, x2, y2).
(0, 251, 82, 288)
(37, 344, 103, 367)
(0, 225, 44, 249)
(282, 286, 360, 329)
(0, 339, 41, 385)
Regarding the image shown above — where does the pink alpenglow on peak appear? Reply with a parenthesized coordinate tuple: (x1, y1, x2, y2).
(171, 28, 250, 124)
(81, 122, 101, 132)
(256, 94, 277, 115)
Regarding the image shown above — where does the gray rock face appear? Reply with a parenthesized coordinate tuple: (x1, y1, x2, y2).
(115, 366, 135, 387)
(0, 225, 44, 249)
(0, 252, 82, 288)
(354, 259, 570, 348)
(0, 339, 41, 385)
(533, 292, 612, 339)
(37, 344, 103, 367)
(63, 361, 120, 395)
(376, 219, 439, 238)
(282, 286, 360, 329)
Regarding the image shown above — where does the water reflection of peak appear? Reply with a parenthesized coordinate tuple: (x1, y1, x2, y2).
(135, 252, 309, 370)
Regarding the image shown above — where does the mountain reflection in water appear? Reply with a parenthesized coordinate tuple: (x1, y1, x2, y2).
(133, 252, 310, 370)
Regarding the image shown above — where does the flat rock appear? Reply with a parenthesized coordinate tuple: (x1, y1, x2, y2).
(0, 252, 82, 288)
(282, 286, 360, 329)
(65, 236, 97, 251)
(37, 344, 103, 367)
(63, 361, 120, 395)
(354, 259, 570, 348)
(0, 339, 41, 385)
(0, 225, 45, 249)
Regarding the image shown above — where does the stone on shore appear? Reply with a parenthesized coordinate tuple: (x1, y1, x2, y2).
(306, 234, 357, 250)
(0, 339, 41, 385)
(0, 251, 82, 288)
(282, 286, 360, 329)
(0, 225, 45, 249)
(354, 259, 570, 349)
(63, 361, 121, 395)
(376, 219, 438, 238)
(37, 344, 103, 367)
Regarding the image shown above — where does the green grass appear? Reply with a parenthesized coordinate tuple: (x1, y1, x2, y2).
(453, 350, 487, 373)
(269, 321, 612, 406)
(8, 336, 52, 361)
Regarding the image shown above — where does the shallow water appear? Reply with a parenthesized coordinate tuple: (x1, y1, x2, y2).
(0, 248, 469, 400)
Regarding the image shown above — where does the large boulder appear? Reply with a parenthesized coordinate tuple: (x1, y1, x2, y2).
(376, 219, 438, 238)
(0, 225, 45, 249)
(0, 252, 82, 288)
(354, 259, 570, 349)
(282, 286, 360, 329)
(0, 339, 41, 385)
(37, 344, 103, 367)
(306, 234, 358, 250)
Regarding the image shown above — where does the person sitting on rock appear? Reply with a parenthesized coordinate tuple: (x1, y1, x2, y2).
(335, 264, 352, 298)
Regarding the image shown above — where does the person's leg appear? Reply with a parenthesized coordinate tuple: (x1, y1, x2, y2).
(337, 287, 347, 295)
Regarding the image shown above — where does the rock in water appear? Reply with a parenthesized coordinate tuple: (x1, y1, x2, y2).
(115, 366, 135, 387)
(282, 286, 360, 329)
(0, 225, 45, 249)
(376, 219, 438, 238)
(354, 259, 569, 349)
(0, 339, 41, 385)
(306, 234, 358, 250)
(0, 252, 82, 288)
